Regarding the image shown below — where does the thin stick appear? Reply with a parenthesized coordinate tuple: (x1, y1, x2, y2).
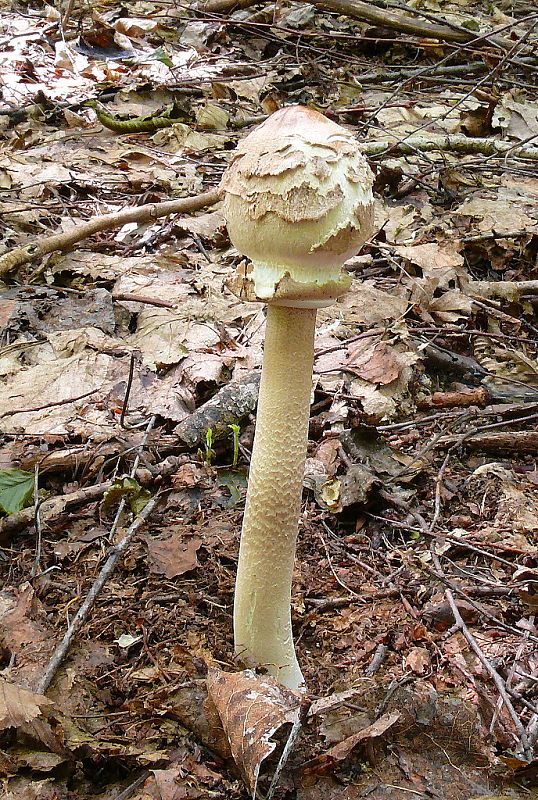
(365, 643, 387, 676)
(430, 547, 531, 759)
(0, 388, 100, 418)
(37, 416, 159, 694)
(318, 529, 360, 596)
(0, 188, 221, 275)
(120, 354, 136, 429)
(265, 698, 311, 800)
(37, 493, 160, 694)
(30, 464, 43, 578)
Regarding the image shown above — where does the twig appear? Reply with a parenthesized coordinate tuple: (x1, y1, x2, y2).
(120, 354, 137, 429)
(0, 188, 221, 275)
(429, 452, 450, 532)
(430, 546, 532, 759)
(30, 464, 43, 578)
(426, 567, 538, 645)
(317, 528, 360, 596)
(37, 493, 160, 694)
(113, 293, 176, 309)
(0, 388, 100, 418)
(362, 134, 538, 161)
(321, 520, 383, 577)
(265, 698, 311, 800)
(365, 509, 521, 568)
(365, 644, 387, 676)
(37, 416, 159, 693)
(528, 714, 538, 750)
(113, 774, 149, 800)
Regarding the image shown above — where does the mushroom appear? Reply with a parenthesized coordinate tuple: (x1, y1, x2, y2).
(221, 105, 376, 689)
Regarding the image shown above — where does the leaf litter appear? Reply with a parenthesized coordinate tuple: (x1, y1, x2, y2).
(1, 0, 538, 797)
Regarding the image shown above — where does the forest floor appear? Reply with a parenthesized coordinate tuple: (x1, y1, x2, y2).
(1, 0, 538, 798)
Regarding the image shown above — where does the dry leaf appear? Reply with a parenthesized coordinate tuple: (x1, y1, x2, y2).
(405, 646, 431, 675)
(393, 243, 465, 286)
(145, 532, 201, 578)
(321, 710, 400, 762)
(331, 279, 408, 327)
(0, 680, 54, 731)
(206, 667, 301, 793)
(345, 340, 401, 385)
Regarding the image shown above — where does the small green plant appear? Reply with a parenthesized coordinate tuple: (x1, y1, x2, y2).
(205, 428, 214, 466)
(228, 424, 240, 467)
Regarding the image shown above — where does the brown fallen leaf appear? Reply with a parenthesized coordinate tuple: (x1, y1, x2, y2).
(345, 340, 401, 385)
(404, 646, 431, 675)
(206, 667, 301, 794)
(0, 679, 54, 731)
(145, 531, 201, 578)
(393, 242, 465, 285)
(306, 710, 401, 772)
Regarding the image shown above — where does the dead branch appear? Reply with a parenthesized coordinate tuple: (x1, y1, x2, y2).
(362, 134, 538, 160)
(439, 430, 538, 453)
(417, 387, 491, 411)
(0, 388, 101, 418)
(37, 494, 161, 694)
(365, 643, 387, 676)
(0, 187, 222, 275)
(0, 481, 113, 542)
(200, 0, 512, 48)
(174, 371, 260, 446)
(466, 279, 538, 299)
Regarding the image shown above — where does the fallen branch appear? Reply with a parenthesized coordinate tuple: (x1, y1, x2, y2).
(362, 134, 538, 160)
(2, 134, 536, 276)
(466, 279, 538, 300)
(201, 0, 513, 48)
(439, 430, 538, 453)
(37, 494, 161, 694)
(174, 371, 260, 446)
(0, 187, 221, 275)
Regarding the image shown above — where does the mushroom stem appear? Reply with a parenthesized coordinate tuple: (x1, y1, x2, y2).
(233, 304, 316, 690)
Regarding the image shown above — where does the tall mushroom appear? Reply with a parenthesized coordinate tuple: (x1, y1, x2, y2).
(221, 105, 375, 689)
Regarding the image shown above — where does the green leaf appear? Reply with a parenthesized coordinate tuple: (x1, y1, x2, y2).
(130, 488, 152, 514)
(101, 477, 151, 516)
(0, 469, 34, 514)
(217, 467, 247, 507)
(151, 47, 174, 67)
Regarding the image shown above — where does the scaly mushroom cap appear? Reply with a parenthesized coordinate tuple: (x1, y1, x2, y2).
(221, 105, 375, 308)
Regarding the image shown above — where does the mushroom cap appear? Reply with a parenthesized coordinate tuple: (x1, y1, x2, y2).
(221, 105, 375, 308)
